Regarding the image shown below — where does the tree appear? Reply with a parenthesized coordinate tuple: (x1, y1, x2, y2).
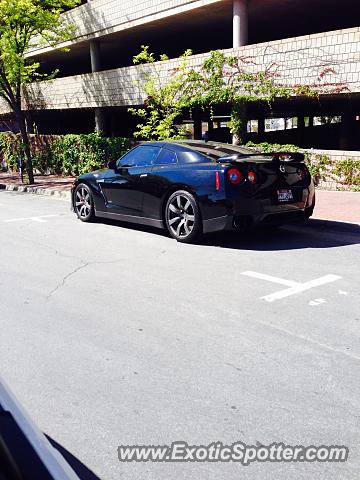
(128, 46, 192, 141)
(0, 0, 79, 184)
(130, 47, 348, 144)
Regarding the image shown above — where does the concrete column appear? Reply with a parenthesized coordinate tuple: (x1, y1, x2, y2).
(207, 119, 214, 140)
(87, 0, 106, 134)
(89, 40, 106, 134)
(340, 113, 355, 150)
(297, 116, 305, 129)
(193, 109, 202, 140)
(233, 0, 248, 48)
(94, 107, 106, 134)
(297, 116, 305, 146)
(258, 118, 265, 135)
(89, 40, 101, 72)
(232, 104, 247, 145)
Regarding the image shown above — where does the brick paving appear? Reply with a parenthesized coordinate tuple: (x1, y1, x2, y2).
(0, 173, 74, 192)
(313, 190, 360, 224)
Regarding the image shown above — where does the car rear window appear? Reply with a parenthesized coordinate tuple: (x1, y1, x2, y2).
(182, 142, 256, 160)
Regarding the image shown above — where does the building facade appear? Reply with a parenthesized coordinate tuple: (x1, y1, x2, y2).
(1, 0, 360, 149)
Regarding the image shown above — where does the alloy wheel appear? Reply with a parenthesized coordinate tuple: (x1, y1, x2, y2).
(75, 186, 92, 220)
(166, 193, 196, 239)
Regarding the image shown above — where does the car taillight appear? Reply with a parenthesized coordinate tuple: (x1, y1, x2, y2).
(227, 168, 243, 185)
(215, 171, 220, 190)
(247, 171, 257, 184)
(297, 167, 306, 180)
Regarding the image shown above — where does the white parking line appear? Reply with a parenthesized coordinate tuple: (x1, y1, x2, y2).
(3, 214, 59, 223)
(241, 271, 298, 287)
(309, 298, 327, 306)
(241, 271, 342, 302)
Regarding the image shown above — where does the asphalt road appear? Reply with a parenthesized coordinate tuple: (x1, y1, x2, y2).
(0, 190, 359, 480)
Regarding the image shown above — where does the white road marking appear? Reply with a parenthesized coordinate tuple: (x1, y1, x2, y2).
(262, 275, 342, 302)
(308, 298, 326, 306)
(338, 290, 348, 295)
(241, 271, 298, 287)
(241, 271, 342, 302)
(3, 214, 59, 223)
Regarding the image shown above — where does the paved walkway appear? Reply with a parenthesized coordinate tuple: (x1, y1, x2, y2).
(313, 190, 360, 224)
(0, 173, 359, 224)
(0, 173, 73, 194)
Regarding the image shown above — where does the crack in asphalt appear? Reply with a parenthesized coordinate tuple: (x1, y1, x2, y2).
(45, 255, 152, 300)
(46, 262, 89, 299)
(3, 219, 168, 300)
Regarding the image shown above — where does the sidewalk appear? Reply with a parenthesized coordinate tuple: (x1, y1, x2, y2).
(0, 173, 74, 199)
(313, 190, 360, 224)
(0, 172, 359, 224)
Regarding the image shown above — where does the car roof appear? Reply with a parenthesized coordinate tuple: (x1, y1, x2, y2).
(140, 140, 257, 159)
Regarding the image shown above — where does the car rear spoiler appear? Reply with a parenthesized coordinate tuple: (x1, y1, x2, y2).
(216, 152, 305, 163)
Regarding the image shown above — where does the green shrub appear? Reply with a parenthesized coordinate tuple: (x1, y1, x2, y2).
(0, 132, 131, 175)
(245, 141, 300, 153)
(304, 153, 332, 181)
(333, 158, 360, 186)
(0, 132, 22, 171)
(304, 153, 360, 187)
(245, 141, 360, 188)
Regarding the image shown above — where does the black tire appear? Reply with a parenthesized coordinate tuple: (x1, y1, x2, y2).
(74, 183, 95, 222)
(165, 190, 202, 243)
(304, 194, 316, 220)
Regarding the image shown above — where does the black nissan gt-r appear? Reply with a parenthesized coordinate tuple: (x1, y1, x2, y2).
(71, 141, 315, 243)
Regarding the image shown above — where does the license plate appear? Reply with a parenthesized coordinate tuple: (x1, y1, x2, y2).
(277, 189, 293, 202)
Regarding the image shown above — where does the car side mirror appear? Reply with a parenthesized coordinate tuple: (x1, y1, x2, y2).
(108, 159, 117, 170)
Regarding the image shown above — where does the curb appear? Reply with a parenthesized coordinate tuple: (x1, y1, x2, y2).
(312, 217, 360, 226)
(0, 183, 71, 200)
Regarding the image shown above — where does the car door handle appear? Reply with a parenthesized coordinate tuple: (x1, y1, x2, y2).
(140, 174, 148, 178)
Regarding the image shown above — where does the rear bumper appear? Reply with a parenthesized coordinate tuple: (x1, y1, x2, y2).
(203, 209, 311, 233)
(203, 184, 315, 233)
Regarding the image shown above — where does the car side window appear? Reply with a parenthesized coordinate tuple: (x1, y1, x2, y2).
(118, 146, 160, 168)
(155, 148, 178, 165)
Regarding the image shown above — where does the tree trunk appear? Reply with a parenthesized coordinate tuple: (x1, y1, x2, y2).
(14, 106, 34, 185)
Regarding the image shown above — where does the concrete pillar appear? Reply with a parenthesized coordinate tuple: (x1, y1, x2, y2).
(193, 109, 202, 140)
(297, 116, 305, 129)
(87, 0, 106, 135)
(258, 118, 265, 135)
(297, 116, 305, 146)
(232, 104, 247, 144)
(207, 119, 214, 140)
(89, 40, 106, 134)
(340, 113, 355, 150)
(94, 108, 106, 134)
(233, 0, 248, 48)
(89, 40, 101, 72)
